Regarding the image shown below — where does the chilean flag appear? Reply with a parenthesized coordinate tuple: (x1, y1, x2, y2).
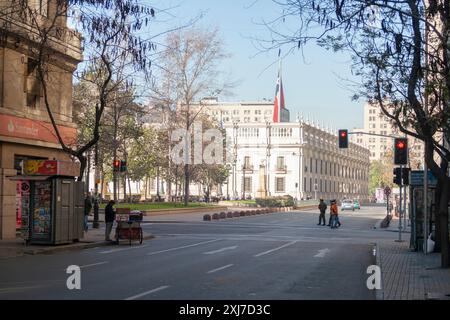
(273, 65, 285, 123)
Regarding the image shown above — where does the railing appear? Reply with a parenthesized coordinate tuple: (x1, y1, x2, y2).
(274, 165, 287, 173)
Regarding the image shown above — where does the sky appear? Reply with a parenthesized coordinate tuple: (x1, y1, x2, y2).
(147, 0, 365, 130)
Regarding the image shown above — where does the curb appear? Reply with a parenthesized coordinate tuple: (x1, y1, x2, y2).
(373, 243, 385, 300)
(20, 234, 155, 256)
(374, 219, 383, 230)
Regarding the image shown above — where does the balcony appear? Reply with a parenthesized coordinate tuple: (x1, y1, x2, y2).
(274, 165, 287, 174)
(242, 165, 254, 174)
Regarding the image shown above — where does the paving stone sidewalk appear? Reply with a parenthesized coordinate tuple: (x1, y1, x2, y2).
(377, 218, 450, 300)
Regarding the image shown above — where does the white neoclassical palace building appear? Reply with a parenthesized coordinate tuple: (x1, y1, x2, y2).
(222, 120, 370, 202)
(88, 98, 371, 203)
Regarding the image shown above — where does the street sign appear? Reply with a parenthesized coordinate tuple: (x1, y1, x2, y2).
(409, 170, 438, 186)
(384, 186, 391, 196)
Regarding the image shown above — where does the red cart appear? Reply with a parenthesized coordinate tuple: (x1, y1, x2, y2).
(115, 209, 143, 245)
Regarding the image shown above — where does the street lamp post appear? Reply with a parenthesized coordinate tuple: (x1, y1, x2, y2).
(314, 183, 318, 201)
(242, 165, 246, 200)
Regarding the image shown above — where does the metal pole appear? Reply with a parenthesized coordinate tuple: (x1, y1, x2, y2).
(93, 143, 99, 229)
(386, 196, 389, 219)
(423, 3, 429, 255)
(398, 165, 403, 242)
(403, 182, 407, 228)
(424, 163, 428, 254)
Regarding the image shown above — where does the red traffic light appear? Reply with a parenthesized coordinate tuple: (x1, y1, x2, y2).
(113, 160, 120, 171)
(394, 138, 408, 165)
(396, 141, 405, 149)
(338, 129, 349, 148)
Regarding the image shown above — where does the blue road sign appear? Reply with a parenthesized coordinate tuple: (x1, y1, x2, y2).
(409, 170, 438, 186)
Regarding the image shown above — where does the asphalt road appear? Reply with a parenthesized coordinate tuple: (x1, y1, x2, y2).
(0, 206, 392, 300)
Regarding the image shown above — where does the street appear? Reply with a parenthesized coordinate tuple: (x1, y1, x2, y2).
(0, 206, 391, 300)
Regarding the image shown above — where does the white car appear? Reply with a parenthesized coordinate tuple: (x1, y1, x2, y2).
(341, 200, 354, 211)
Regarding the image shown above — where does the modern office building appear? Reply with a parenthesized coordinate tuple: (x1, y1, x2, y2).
(350, 103, 424, 168)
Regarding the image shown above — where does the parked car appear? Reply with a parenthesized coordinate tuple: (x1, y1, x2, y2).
(341, 199, 354, 211)
(353, 199, 361, 210)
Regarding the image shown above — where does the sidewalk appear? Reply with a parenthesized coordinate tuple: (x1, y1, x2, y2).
(376, 218, 450, 300)
(0, 225, 154, 260)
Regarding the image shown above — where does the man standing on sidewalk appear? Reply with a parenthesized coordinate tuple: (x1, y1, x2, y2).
(317, 199, 327, 226)
(105, 200, 116, 241)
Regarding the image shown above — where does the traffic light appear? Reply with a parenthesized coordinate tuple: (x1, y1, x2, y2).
(338, 129, 349, 148)
(113, 159, 120, 172)
(394, 138, 408, 165)
(402, 167, 411, 186)
(393, 167, 402, 185)
(120, 160, 127, 172)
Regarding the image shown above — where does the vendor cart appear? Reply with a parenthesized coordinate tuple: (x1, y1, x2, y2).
(115, 209, 143, 245)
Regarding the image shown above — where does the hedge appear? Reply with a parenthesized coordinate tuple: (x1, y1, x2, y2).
(255, 195, 294, 208)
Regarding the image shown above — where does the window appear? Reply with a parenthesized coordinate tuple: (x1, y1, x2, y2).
(39, 0, 49, 17)
(277, 156, 285, 170)
(275, 177, 286, 193)
(244, 177, 252, 193)
(25, 58, 41, 108)
(243, 156, 251, 169)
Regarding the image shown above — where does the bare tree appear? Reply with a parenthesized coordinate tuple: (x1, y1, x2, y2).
(0, 0, 156, 181)
(261, 0, 450, 267)
(152, 26, 232, 206)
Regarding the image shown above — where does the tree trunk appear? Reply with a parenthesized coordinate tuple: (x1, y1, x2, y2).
(128, 175, 132, 203)
(100, 169, 104, 199)
(144, 176, 148, 200)
(86, 152, 91, 193)
(77, 154, 87, 182)
(184, 163, 189, 206)
(438, 179, 450, 268)
(435, 180, 442, 252)
(123, 175, 127, 203)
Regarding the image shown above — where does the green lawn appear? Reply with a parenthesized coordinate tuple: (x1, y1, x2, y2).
(99, 202, 218, 211)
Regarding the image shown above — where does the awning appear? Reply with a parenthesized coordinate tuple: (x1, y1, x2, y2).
(6, 175, 75, 181)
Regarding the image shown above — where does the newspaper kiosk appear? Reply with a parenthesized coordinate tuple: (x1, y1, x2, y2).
(10, 160, 84, 245)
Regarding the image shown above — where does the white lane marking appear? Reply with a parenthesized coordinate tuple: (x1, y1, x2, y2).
(206, 264, 234, 274)
(80, 261, 109, 269)
(61, 261, 109, 271)
(100, 244, 149, 254)
(124, 285, 170, 300)
(314, 249, 331, 258)
(147, 239, 221, 256)
(203, 246, 238, 255)
(254, 240, 298, 257)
